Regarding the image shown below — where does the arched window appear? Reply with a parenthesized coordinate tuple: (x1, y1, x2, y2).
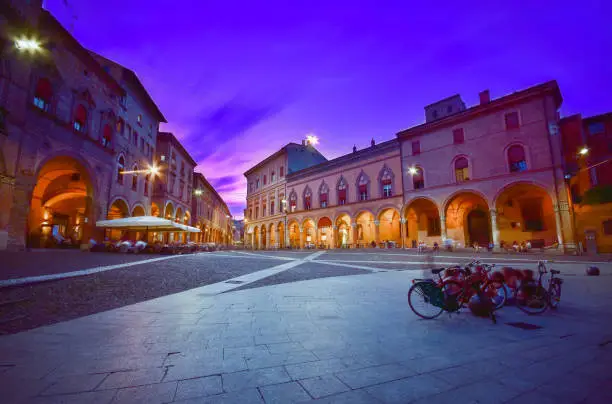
(270, 199, 275, 215)
(263, 175, 267, 185)
(319, 183, 329, 208)
(131, 165, 138, 191)
(73, 104, 87, 132)
(33, 78, 52, 111)
(380, 168, 393, 198)
(304, 187, 312, 210)
(337, 177, 347, 205)
(256, 178, 260, 189)
(413, 167, 424, 189)
(454, 157, 469, 182)
(117, 156, 125, 184)
(101, 124, 112, 148)
(262, 201, 267, 217)
(271, 171, 275, 182)
(508, 145, 527, 172)
(358, 173, 369, 201)
(144, 173, 150, 195)
(289, 192, 297, 212)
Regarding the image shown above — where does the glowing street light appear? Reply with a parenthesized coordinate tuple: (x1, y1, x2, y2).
(306, 134, 319, 146)
(408, 167, 419, 175)
(148, 164, 160, 176)
(579, 147, 589, 156)
(194, 189, 203, 196)
(15, 36, 42, 53)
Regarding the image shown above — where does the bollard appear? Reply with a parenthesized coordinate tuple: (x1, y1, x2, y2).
(586, 266, 600, 276)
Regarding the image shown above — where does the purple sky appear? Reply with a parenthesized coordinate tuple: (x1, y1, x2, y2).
(45, 0, 612, 218)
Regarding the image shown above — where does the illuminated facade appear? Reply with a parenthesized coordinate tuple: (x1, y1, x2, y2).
(192, 172, 232, 245)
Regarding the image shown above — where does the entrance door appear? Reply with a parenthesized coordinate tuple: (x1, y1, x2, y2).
(584, 230, 597, 254)
(467, 210, 490, 247)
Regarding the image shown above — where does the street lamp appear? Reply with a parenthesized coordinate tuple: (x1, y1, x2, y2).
(408, 167, 418, 175)
(194, 189, 203, 196)
(148, 164, 160, 176)
(14, 36, 42, 53)
(579, 147, 589, 156)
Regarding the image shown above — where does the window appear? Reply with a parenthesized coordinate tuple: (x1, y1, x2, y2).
(603, 220, 612, 235)
(33, 78, 52, 112)
(304, 188, 312, 210)
(116, 118, 124, 135)
(454, 157, 469, 182)
(262, 202, 266, 217)
(588, 122, 605, 135)
(131, 165, 138, 191)
(380, 168, 393, 198)
(270, 200, 275, 215)
(337, 178, 347, 205)
(117, 156, 125, 184)
(181, 162, 185, 176)
(320, 192, 328, 208)
(263, 175, 267, 185)
(255, 207, 259, 218)
(137, 114, 142, 125)
(179, 181, 185, 199)
(256, 178, 260, 188)
(413, 167, 424, 189)
(505, 112, 520, 130)
(447, 105, 452, 114)
(290, 193, 297, 212)
(432, 110, 438, 119)
(280, 166, 284, 177)
(508, 145, 527, 172)
(139, 137, 145, 152)
(148, 124, 153, 137)
(144, 174, 150, 195)
(412, 141, 420, 155)
(271, 171, 275, 182)
(358, 174, 368, 201)
(133, 131, 138, 146)
(73, 105, 87, 132)
(101, 124, 112, 148)
(453, 128, 464, 144)
(249, 209, 252, 219)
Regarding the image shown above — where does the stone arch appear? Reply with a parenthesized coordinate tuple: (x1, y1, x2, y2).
(352, 208, 376, 222)
(442, 189, 490, 214)
(444, 190, 491, 248)
(131, 203, 146, 217)
(164, 201, 174, 219)
(108, 197, 130, 218)
(493, 181, 559, 248)
(403, 197, 441, 247)
(28, 155, 97, 248)
(402, 196, 440, 219)
(377, 206, 401, 245)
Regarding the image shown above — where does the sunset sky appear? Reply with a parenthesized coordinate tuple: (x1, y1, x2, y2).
(45, 0, 612, 217)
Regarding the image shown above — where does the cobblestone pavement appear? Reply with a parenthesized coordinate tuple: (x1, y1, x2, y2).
(2, 250, 610, 335)
(1, 255, 611, 403)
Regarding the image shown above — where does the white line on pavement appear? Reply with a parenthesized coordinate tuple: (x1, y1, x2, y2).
(310, 260, 390, 273)
(231, 251, 296, 260)
(194, 251, 325, 295)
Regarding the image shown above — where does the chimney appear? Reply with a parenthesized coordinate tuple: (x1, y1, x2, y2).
(479, 90, 490, 105)
(353, 145, 357, 153)
(302, 139, 306, 146)
(371, 138, 375, 147)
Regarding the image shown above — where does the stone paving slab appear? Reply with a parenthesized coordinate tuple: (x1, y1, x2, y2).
(1, 266, 612, 403)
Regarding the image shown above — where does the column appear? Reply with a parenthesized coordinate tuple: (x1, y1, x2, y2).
(251, 232, 255, 250)
(351, 223, 358, 248)
(284, 224, 289, 248)
(490, 209, 500, 251)
(313, 225, 318, 247)
(331, 225, 337, 249)
(558, 201, 576, 252)
(299, 227, 304, 249)
(256, 230, 261, 250)
(374, 220, 380, 246)
(275, 228, 280, 248)
(440, 214, 447, 241)
(400, 218, 406, 249)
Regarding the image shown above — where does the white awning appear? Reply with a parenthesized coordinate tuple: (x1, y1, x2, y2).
(96, 216, 200, 232)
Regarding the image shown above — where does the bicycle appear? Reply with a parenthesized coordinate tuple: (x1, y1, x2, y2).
(445, 260, 508, 311)
(407, 268, 463, 319)
(515, 260, 562, 315)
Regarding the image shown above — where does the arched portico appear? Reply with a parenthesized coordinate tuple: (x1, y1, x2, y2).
(317, 216, 333, 248)
(334, 213, 351, 248)
(444, 190, 491, 248)
(403, 197, 441, 248)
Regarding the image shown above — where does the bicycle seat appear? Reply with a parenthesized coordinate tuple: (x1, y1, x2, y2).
(431, 268, 445, 275)
(550, 269, 560, 274)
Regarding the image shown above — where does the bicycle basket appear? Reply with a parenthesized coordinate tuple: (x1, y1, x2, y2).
(418, 282, 445, 308)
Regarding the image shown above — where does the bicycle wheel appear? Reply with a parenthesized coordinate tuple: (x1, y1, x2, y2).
(517, 284, 549, 315)
(483, 281, 508, 311)
(408, 281, 444, 319)
(548, 283, 561, 309)
(440, 280, 465, 312)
